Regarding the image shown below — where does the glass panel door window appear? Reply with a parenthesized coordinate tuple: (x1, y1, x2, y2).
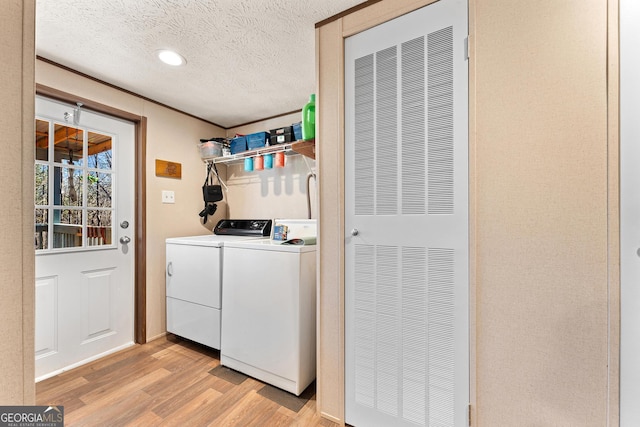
(35, 119, 115, 251)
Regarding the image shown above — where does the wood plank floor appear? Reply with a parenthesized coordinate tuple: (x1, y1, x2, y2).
(36, 335, 339, 427)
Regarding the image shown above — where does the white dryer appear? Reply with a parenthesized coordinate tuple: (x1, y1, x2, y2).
(165, 219, 271, 349)
(221, 219, 317, 395)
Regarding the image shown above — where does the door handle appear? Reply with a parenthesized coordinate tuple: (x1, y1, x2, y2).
(119, 236, 131, 244)
(167, 262, 173, 277)
(351, 228, 359, 237)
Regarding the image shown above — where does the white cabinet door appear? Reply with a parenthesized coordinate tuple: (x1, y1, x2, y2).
(166, 297, 221, 349)
(166, 243, 221, 308)
(165, 243, 222, 349)
(345, 1, 469, 426)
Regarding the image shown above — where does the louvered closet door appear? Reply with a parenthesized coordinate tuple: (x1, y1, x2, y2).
(344, 1, 468, 426)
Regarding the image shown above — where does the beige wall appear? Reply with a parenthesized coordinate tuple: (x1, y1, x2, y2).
(225, 112, 317, 220)
(35, 60, 226, 340)
(316, 0, 616, 425)
(0, 0, 36, 405)
(474, 1, 610, 425)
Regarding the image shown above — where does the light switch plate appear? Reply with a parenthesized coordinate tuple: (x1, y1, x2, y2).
(162, 190, 175, 204)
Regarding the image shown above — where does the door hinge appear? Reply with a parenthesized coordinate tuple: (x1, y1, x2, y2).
(468, 403, 472, 426)
(464, 36, 470, 61)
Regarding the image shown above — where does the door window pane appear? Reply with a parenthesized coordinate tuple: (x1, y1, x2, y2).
(54, 124, 84, 166)
(88, 132, 112, 170)
(35, 165, 48, 205)
(54, 166, 83, 207)
(35, 119, 49, 161)
(87, 172, 112, 208)
(35, 114, 118, 252)
(53, 209, 82, 248)
(35, 209, 48, 250)
(88, 210, 112, 246)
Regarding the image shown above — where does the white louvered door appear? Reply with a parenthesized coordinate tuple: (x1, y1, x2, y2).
(345, 1, 468, 426)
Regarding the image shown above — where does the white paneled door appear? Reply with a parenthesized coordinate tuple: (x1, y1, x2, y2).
(345, 1, 468, 426)
(35, 96, 135, 380)
(620, 0, 640, 424)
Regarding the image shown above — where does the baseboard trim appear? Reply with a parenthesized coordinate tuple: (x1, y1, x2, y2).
(35, 341, 135, 382)
(146, 332, 168, 342)
(320, 411, 344, 425)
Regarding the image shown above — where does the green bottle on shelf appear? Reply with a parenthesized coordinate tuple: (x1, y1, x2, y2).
(301, 94, 315, 140)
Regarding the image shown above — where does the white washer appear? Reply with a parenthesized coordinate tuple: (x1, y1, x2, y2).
(165, 220, 271, 349)
(221, 223, 317, 396)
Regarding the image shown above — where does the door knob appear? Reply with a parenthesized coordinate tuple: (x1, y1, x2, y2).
(351, 228, 359, 236)
(120, 236, 131, 244)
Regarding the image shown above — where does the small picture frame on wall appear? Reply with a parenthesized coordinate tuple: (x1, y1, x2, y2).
(155, 159, 181, 179)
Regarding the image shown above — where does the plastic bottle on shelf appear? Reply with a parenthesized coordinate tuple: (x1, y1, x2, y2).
(301, 94, 315, 140)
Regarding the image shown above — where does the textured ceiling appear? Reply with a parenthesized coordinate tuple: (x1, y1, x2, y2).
(36, 0, 366, 128)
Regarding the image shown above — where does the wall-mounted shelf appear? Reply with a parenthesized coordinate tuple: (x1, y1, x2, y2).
(291, 139, 315, 160)
(203, 139, 315, 164)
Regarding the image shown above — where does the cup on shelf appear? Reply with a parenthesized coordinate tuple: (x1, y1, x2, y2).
(275, 152, 285, 168)
(254, 155, 264, 171)
(244, 157, 254, 172)
(264, 154, 273, 169)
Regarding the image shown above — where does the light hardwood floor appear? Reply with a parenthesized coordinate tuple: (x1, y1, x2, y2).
(36, 335, 339, 426)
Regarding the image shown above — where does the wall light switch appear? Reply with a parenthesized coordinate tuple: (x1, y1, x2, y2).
(162, 190, 175, 204)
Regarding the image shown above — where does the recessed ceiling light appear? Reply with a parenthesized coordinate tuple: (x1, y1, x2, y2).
(157, 49, 186, 66)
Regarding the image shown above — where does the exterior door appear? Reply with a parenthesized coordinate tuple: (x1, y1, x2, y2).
(620, 0, 640, 423)
(344, 0, 469, 426)
(34, 95, 135, 380)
